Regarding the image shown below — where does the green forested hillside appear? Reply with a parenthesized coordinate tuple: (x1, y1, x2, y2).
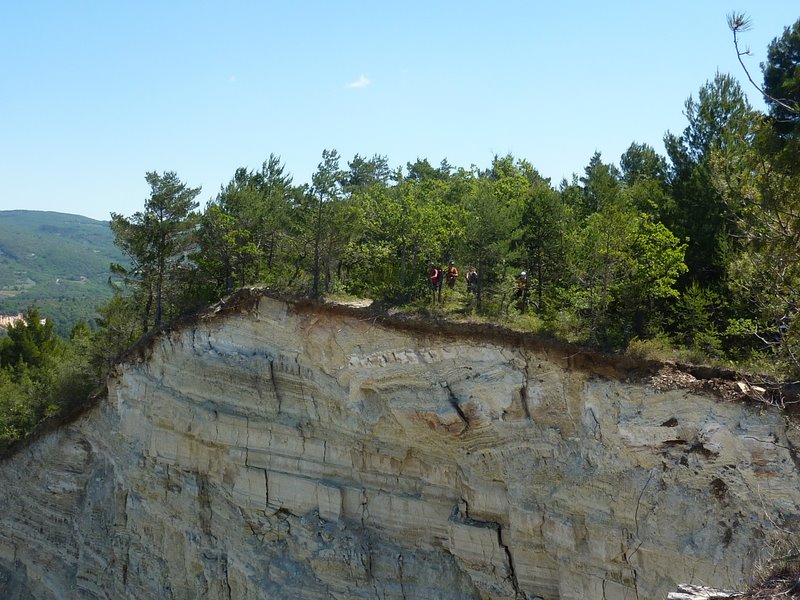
(0, 211, 125, 335)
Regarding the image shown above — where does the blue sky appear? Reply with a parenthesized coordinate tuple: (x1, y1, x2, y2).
(1, 1, 797, 221)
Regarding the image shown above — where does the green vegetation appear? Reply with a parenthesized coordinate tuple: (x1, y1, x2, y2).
(0, 211, 125, 336)
(0, 308, 99, 449)
(2, 16, 799, 452)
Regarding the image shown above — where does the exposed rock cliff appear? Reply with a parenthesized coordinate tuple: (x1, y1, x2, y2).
(2, 292, 800, 599)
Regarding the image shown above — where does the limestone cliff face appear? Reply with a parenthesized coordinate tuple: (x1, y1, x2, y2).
(2, 293, 800, 600)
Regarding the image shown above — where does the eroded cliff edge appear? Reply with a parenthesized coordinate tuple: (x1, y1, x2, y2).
(2, 292, 800, 599)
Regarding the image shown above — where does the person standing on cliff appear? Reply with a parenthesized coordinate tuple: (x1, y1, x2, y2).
(446, 261, 459, 289)
(466, 267, 478, 294)
(429, 263, 442, 303)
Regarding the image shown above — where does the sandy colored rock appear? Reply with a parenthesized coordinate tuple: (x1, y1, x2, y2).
(1, 293, 799, 599)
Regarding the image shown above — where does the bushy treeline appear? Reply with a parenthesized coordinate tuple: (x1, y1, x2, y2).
(1, 17, 798, 449)
(0, 309, 98, 448)
(110, 150, 692, 347)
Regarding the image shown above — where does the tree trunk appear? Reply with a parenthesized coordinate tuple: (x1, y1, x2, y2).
(536, 250, 543, 313)
(313, 194, 323, 297)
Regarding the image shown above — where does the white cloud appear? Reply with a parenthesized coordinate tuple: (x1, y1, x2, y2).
(345, 74, 370, 89)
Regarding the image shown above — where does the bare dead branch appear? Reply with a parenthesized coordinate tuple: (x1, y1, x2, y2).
(728, 12, 800, 116)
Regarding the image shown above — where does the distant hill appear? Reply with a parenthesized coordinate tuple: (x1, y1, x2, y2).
(0, 210, 126, 336)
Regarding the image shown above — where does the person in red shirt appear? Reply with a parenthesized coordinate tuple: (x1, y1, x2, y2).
(429, 263, 442, 302)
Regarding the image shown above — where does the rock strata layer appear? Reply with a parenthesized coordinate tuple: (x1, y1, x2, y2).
(2, 293, 800, 599)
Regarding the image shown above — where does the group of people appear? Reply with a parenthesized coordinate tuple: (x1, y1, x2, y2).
(429, 261, 479, 302)
(428, 262, 530, 310)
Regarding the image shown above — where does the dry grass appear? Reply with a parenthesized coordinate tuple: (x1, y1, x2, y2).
(740, 556, 800, 599)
